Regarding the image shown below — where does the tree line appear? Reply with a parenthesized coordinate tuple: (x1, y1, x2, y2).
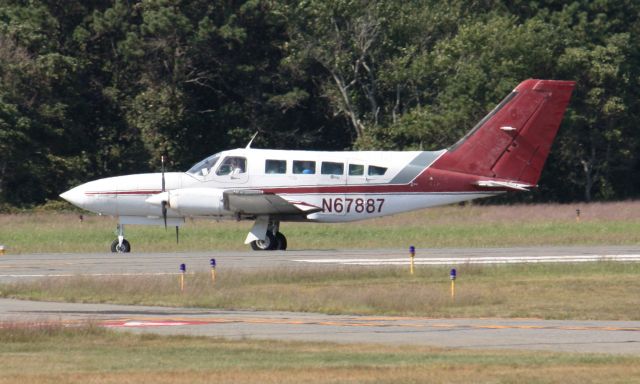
(0, 0, 638, 208)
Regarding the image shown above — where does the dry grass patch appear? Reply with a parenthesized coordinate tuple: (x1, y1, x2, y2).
(3, 263, 640, 320)
(1, 323, 640, 384)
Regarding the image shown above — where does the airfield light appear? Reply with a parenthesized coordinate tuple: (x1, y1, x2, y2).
(576, 208, 581, 222)
(210, 258, 217, 284)
(179, 263, 186, 292)
(409, 246, 416, 275)
(450, 268, 457, 301)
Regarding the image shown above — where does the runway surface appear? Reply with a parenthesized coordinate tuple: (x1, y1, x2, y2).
(2, 245, 640, 282)
(1, 298, 640, 354)
(2, 246, 640, 354)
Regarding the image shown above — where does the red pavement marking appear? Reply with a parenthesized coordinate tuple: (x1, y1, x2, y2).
(103, 320, 211, 328)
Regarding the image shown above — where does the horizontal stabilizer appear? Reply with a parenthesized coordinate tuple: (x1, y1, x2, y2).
(475, 180, 534, 191)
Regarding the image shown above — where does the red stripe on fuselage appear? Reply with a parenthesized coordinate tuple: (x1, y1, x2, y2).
(85, 190, 162, 196)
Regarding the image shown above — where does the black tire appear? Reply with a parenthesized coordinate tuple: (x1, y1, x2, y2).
(275, 232, 287, 250)
(110, 239, 131, 253)
(250, 232, 276, 251)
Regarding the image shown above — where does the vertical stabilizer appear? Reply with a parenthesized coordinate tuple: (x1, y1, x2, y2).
(432, 79, 575, 186)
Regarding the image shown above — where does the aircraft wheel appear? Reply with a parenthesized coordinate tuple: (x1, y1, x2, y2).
(110, 239, 131, 253)
(250, 232, 276, 251)
(275, 232, 287, 251)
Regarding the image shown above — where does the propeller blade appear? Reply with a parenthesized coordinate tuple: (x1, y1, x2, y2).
(161, 156, 167, 231)
(161, 155, 166, 192)
(161, 200, 167, 230)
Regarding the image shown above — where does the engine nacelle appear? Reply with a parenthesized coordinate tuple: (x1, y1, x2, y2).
(167, 188, 226, 216)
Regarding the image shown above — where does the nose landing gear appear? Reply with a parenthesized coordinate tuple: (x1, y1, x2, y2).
(111, 224, 131, 253)
(110, 238, 131, 253)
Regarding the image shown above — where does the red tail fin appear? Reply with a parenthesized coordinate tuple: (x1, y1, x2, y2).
(432, 79, 575, 186)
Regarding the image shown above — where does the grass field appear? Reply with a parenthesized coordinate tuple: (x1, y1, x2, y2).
(3, 202, 640, 382)
(1, 323, 640, 384)
(1, 201, 640, 253)
(3, 262, 640, 320)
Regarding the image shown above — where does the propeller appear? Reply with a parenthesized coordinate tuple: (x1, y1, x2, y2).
(161, 155, 165, 191)
(161, 155, 167, 230)
(159, 155, 178, 244)
(162, 201, 168, 229)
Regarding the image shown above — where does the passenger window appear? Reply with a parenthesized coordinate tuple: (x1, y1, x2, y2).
(349, 164, 364, 176)
(265, 159, 286, 174)
(217, 156, 247, 176)
(321, 162, 344, 175)
(293, 160, 316, 174)
(368, 165, 387, 176)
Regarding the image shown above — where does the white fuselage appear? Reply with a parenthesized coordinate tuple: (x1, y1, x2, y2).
(61, 148, 498, 224)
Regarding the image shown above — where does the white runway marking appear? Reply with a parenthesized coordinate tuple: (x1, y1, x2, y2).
(295, 254, 640, 266)
(0, 272, 184, 278)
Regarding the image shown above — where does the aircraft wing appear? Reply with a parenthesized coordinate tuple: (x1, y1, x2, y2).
(223, 189, 322, 216)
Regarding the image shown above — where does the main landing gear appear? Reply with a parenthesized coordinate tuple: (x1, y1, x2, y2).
(250, 221, 287, 251)
(111, 224, 131, 253)
(250, 231, 287, 251)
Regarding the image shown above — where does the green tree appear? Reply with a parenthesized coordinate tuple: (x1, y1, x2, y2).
(1, 0, 640, 207)
(0, 3, 89, 205)
(550, 1, 640, 202)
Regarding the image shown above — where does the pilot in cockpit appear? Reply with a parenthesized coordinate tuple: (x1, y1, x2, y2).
(229, 158, 243, 174)
(217, 157, 246, 176)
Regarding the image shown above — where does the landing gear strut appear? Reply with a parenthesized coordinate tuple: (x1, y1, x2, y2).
(250, 221, 287, 251)
(111, 224, 131, 253)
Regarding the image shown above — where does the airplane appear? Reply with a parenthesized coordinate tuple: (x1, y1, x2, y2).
(60, 79, 575, 252)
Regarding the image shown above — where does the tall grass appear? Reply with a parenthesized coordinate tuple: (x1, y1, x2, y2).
(1, 321, 640, 384)
(0, 320, 107, 342)
(2, 201, 640, 253)
(3, 263, 640, 320)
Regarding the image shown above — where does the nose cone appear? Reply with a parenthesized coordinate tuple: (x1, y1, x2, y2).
(60, 185, 86, 209)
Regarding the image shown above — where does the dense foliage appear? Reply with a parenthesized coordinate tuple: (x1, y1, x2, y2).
(0, 0, 638, 207)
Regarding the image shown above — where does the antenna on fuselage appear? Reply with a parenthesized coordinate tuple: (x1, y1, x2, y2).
(246, 132, 259, 149)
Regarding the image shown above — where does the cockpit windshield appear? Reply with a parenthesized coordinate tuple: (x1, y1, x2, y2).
(187, 154, 221, 176)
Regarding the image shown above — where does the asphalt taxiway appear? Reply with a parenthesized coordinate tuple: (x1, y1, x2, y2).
(1, 298, 640, 354)
(2, 246, 640, 354)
